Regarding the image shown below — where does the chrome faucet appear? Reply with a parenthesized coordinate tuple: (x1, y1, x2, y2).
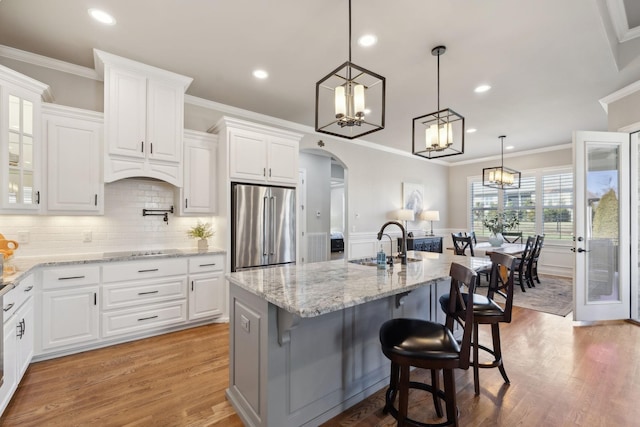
(377, 221, 408, 265)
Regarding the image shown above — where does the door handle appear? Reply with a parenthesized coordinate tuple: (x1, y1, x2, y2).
(577, 248, 590, 253)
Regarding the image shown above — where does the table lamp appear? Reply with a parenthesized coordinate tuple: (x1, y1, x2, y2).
(421, 210, 440, 236)
(395, 209, 415, 230)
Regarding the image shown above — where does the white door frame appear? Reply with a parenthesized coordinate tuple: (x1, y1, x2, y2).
(573, 130, 630, 321)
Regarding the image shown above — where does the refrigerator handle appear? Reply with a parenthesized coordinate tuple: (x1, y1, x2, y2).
(270, 196, 276, 256)
(263, 196, 269, 256)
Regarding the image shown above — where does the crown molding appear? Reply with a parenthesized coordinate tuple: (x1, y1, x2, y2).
(599, 78, 640, 112)
(0, 44, 99, 81)
(447, 143, 573, 166)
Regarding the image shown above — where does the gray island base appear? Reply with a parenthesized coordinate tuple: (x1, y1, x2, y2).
(225, 251, 491, 427)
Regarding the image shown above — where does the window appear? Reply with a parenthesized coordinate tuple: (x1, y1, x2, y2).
(470, 181, 498, 237)
(542, 172, 573, 239)
(469, 167, 573, 241)
(503, 175, 536, 236)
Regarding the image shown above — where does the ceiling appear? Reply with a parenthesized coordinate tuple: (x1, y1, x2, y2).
(1, 0, 640, 163)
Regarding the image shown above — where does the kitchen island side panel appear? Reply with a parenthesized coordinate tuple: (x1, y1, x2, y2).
(226, 281, 434, 427)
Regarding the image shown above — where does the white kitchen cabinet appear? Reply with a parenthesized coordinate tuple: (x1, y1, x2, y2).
(40, 265, 100, 352)
(43, 104, 104, 214)
(0, 274, 35, 416)
(101, 258, 188, 339)
(178, 130, 218, 215)
(215, 117, 302, 186)
(188, 254, 224, 320)
(94, 49, 193, 186)
(0, 65, 50, 213)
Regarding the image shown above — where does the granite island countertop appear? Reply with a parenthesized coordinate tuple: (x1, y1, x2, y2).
(225, 250, 491, 318)
(1, 247, 226, 296)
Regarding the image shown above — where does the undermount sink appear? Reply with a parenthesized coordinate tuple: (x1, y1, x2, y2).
(349, 256, 422, 267)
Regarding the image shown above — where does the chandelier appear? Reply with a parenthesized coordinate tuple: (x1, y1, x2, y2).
(483, 135, 521, 189)
(412, 45, 464, 159)
(315, 0, 386, 140)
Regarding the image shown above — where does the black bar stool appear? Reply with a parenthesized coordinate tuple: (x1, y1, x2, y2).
(379, 263, 477, 426)
(439, 251, 516, 395)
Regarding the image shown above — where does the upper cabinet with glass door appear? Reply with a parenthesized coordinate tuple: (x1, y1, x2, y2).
(1, 65, 51, 212)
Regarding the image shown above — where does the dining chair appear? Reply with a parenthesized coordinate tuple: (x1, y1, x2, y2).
(514, 236, 536, 292)
(451, 234, 475, 256)
(501, 231, 522, 243)
(527, 234, 544, 286)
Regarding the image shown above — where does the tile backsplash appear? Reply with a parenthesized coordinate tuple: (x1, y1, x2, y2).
(0, 178, 219, 258)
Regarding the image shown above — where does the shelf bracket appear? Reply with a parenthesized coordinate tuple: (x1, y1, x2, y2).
(277, 308, 300, 346)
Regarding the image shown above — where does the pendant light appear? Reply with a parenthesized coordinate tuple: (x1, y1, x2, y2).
(315, 0, 386, 140)
(412, 45, 465, 159)
(483, 135, 521, 189)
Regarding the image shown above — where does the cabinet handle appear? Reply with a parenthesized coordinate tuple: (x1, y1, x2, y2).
(58, 275, 85, 280)
(16, 320, 23, 339)
(24, 286, 33, 292)
(21, 319, 25, 338)
(141, 141, 144, 152)
(138, 290, 159, 295)
(3, 303, 14, 312)
(199, 263, 216, 267)
(94, 293, 97, 305)
(138, 315, 158, 322)
(263, 168, 266, 177)
(95, 194, 98, 206)
(185, 198, 188, 209)
(36, 191, 40, 205)
(150, 142, 153, 154)
(269, 168, 272, 177)
(191, 280, 194, 291)
(138, 269, 159, 273)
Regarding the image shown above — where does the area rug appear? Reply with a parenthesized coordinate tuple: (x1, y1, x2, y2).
(512, 274, 573, 317)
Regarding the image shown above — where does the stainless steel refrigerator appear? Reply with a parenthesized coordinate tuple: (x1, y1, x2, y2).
(231, 183, 296, 271)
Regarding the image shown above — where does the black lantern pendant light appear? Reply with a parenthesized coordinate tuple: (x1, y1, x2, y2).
(483, 135, 521, 189)
(412, 46, 465, 159)
(315, 0, 386, 140)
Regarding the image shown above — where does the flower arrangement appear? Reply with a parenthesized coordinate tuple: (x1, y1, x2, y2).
(483, 212, 519, 235)
(187, 221, 214, 240)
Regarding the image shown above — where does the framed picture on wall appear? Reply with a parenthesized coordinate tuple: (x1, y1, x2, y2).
(403, 182, 424, 220)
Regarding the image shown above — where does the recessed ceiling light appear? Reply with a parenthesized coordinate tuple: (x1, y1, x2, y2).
(466, 128, 477, 133)
(505, 145, 514, 150)
(474, 84, 491, 93)
(358, 34, 377, 47)
(88, 8, 116, 25)
(252, 69, 268, 79)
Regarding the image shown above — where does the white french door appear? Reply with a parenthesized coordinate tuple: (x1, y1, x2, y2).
(573, 131, 630, 321)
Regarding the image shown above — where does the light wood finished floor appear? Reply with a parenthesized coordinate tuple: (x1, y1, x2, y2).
(2, 307, 640, 426)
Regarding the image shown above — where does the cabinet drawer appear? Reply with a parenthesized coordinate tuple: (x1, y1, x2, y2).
(101, 300, 187, 338)
(42, 265, 100, 289)
(102, 277, 187, 310)
(102, 258, 188, 283)
(188, 255, 223, 273)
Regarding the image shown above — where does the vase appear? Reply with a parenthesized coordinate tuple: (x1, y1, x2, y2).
(197, 239, 208, 251)
(488, 233, 504, 247)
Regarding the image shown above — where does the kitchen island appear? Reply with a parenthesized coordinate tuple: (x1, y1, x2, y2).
(225, 251, 491, 427)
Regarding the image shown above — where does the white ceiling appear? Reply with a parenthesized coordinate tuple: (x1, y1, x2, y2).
(1, 0, 640, 163)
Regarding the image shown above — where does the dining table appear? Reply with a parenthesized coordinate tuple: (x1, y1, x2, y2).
(472, 242, 527, 257)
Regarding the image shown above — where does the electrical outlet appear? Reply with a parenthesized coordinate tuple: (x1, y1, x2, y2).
(240, 315, 250, 333)
(83, 231, 92, 243)
(17, 231, 29, 244)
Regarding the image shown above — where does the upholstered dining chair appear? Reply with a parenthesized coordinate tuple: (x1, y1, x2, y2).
(379, 262, 478, 426)
(439, 251, 516, 395)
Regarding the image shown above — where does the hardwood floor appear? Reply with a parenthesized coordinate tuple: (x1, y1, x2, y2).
(2, 307, 640, 426)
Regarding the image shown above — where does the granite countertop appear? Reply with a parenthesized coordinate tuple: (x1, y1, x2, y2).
(226, 251, 491, 318)
(1, 247, 226, 292)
